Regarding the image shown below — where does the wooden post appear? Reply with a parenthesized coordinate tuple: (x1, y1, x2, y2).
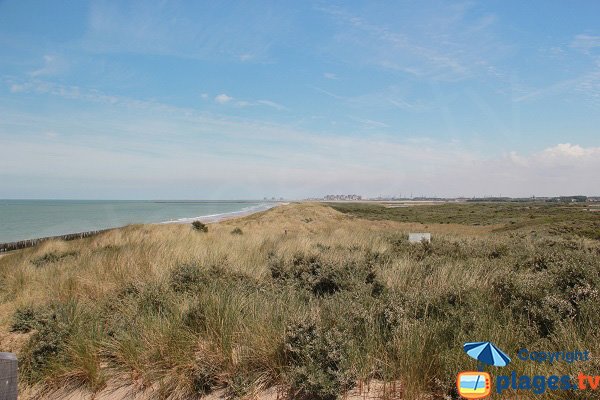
(0, 353, 17, 400)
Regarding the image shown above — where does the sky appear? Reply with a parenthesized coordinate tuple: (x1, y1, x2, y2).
(0, 0, 599, 199)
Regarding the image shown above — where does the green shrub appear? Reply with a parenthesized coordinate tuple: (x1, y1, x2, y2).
(284, 318, 355, 400)
(20, 302, 76, 383)
(493, 251, 600, 337)
(270, 254, 379, 297)
(230, 227, 243, 235)
(170, 263, 204, 293)
(10, 306, 40, 333)
(31, 251, 78, 267)
(192, 221, 208, 232)
(137, 283, 174, 316)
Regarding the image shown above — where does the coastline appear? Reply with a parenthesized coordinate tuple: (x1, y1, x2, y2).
(158, 202, 286, 224)
(0, 202, 287, 253)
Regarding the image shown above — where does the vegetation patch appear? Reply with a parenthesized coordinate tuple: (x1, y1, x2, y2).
(11, 305, 43, 333)
(170, 263, 205, 293)
(330, 202, 600, 239)
(192, 220, 208, 232)
(269, 253, 380, 297)
(31, 251, 78, 267)
(18, 302, 77, 383)
(284, 318, 355, 400)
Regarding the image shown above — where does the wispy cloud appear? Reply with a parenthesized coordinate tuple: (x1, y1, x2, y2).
(310, 85, 345, 100)
(571, 34, 600, 54)
(257, 100, 287, 110)
(323, 72, 338, 80)
(81, 1, 292, 62)
(212, 92, 287, 110)
(6, 79, 121, 105)
(319, 4, 503, 81)
(214, 93, 233, 104)
(350, 117, 389, 129)
(311, 85, 429, 112)
(30, 54, 67, 77)
(512, 34, 600, 108)
(513, 34, 600, 105)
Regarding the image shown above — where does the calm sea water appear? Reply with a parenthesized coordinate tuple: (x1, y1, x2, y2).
(0, 200, 276, 243)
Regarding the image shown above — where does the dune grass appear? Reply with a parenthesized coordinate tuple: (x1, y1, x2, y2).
(0, 202, 599, 399)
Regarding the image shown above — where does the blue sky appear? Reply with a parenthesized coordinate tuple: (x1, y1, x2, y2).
(1, 1, 599, 199)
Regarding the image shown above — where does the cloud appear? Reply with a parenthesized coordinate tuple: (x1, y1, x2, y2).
(215, 93, 233, 104)
(515, 33, 600, 105)
(213, 94, 286, 110)
(571, 34, 600, 54)
(539, 143, 600, 160)
(30, 54, 67, 77)
(324, 72, 338, 80)
(257, 100, 287, 110)
(10, 84, 25, 93)
(44, 131, 59, 139)
(319, 4, 504, 81)
(81, 2, 293, 62)
(4, 78, 599, 198)
(512, 68, 600, 105)
(311, 85, 345, 100)
(6, 79, 122, 105)
(350, 117, 389, 129)
(311, 85, 429, 112)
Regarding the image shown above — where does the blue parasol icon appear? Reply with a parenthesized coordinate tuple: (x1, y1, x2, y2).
(463, 341, 511, 368)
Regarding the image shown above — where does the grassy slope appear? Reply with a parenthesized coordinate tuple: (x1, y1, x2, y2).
(0, 202, 599, 399)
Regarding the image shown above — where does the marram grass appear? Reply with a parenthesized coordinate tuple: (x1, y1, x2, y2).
(0, 202, 599, 399)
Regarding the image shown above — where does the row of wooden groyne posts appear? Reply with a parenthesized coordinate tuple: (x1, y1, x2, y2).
(0, 229, 112, 253)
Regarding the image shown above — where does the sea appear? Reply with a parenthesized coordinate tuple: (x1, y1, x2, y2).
(0, 200, 278, 243)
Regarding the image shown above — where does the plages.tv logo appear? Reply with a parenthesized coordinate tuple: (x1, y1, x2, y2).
(456, 341, 511, 399)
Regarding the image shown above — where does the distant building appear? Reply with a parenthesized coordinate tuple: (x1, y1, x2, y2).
(323, 194, 362, 201)
(546, 196, 588, 203)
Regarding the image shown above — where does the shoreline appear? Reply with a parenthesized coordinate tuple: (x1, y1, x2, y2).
(0, 202, 287, 253)
(158, 202, 285, 224)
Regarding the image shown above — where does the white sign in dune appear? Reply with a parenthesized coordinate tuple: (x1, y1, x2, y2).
(409, 233, 431, 243)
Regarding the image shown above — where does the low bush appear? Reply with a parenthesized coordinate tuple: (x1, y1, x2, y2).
(192, 220, 208, 232)
(230, 227, 243, 235)
(284, 318, 355, 400)
(19, 302, 76, 383)
(137, 283, 175, 316)
(494, 251, 599, 337)
(170, 263, 204, 293)
(10, 306, 41, 333)
(269, 254, 379, 297)
(31, 251, 78, 267)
